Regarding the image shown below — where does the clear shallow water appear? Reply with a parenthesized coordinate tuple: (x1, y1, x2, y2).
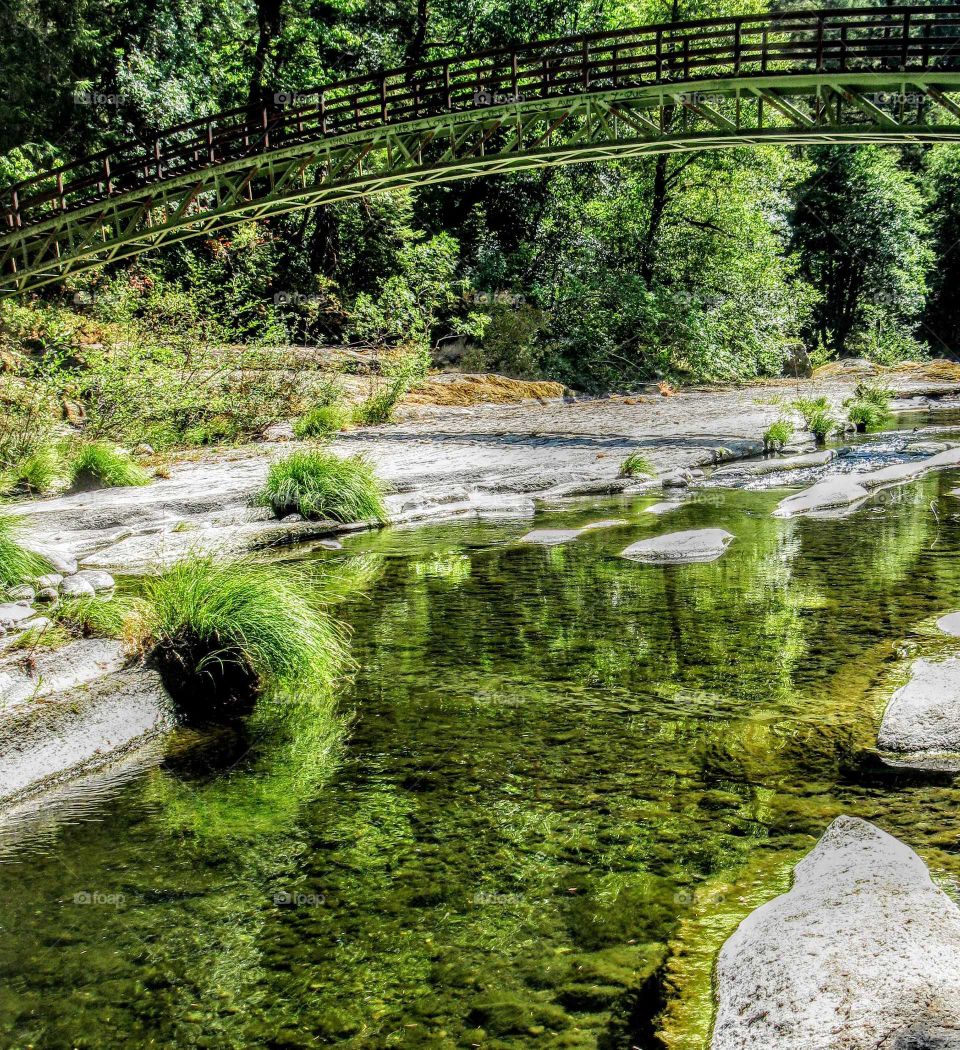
(5, 462, 960, 1048)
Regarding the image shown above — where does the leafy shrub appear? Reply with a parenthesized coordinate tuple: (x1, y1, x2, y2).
(258, 449, 387, 523)
(619, 452, 655, 478)
(69, 442, 150, 490)
(352, 346, 430, 427)
(792, 396, 829, 427)
(53, 595, 133, 639)
(807, 409, 837, 443)
(0, 515, 50, 588)
(852, 380, 894, 411)
(763, 418, 794, 451)
(847, 400, 889, 431)
(135, 555, 347, 715)
(294, 403, 351, 439)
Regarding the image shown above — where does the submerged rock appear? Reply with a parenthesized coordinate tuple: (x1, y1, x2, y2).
(878, 657, 960, 764)
(520, 520, 628, 545)
(643, 501, 685, 515)
(620, 528, 733, 564)
(904, 440, 958, 455)
(712, 815, 960, 1050)
(712, 449, 837, 478)
(937, 612, 960, 637)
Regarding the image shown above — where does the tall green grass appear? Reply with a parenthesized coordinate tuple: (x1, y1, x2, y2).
(0, 514, 51, 588)
(619, 451, 654, 478)
(258, 449, 387, 523)
(293, 403, 352, 439)
(136, 555, 348, 716)
(69, 441, 150, 490)
(1, 444, 63, 495)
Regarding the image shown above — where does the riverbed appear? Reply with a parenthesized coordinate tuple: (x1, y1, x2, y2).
(4, 430, 960, 1048)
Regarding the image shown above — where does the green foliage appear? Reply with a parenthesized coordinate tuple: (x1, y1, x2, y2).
(258, 450, 387, 523)
(69, 442, 150, 490)
(852, 380, 894, 411)
(619, 452, 655, 478)
(846, 400, 888, 431)
(763, 419, 794, 452)
(53, 595, 132, 639)
(353, 346, 431, 426)
(806, 409, 836, 442)
(1, 443, 62, 495)
(294, 403, 351, 439)
(0, 515, 50, 588)
(136, 555, 347, 711)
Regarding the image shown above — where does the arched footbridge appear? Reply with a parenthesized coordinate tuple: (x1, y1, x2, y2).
(5, 4, 960, 295)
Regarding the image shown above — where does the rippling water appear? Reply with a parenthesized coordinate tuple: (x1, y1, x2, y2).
(3, 441, 960, 1049)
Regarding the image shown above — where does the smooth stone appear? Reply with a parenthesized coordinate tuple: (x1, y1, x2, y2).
(280, 513, 304, 523)
(34, 588, 59, 604)
(644, 501, 685, 515)
(22, 543, 77, 576)
(937, 612, 960, 637)
(0, 604, 35, 628)
(35, 574, 63, 590)
(905, 440, 957, 455)
(59, 576, 96, 598)
(72, 569, 115, 592)
(520, 520, 628, 545)
(773, 477, 869, 518)
(712, 815, 960, 1050)
(133, 443, 155, 456)
(712, 449, 836, 478)
(0, 639, 126, 712)
(878, 657, 960, 758)
(6, 585, 35, 603)
(620, 528, 734, 564)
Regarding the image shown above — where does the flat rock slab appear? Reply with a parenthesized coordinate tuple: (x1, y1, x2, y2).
(643, 501, 685, 515)
(712, 815, 960, 1050)
(620, 528, 733, 564)
(0, 667, 174, 803)
(0, 604, 34, 629)
(712, 449, 837, 478)
(773, 477, 869, 518)
(938, 612, 960, 637)
(0, 639, 126, 714)
(878, 657, 960, 760)
(520, 520, 628, 545)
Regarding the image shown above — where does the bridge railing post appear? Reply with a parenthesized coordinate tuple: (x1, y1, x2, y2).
(582, 39, 590, 90)
(840, 25, 847, 72)
(901, 10, 912, 70)
(656, 28, 663, 81)
(734, 19, 742, 75)
(319, 93, 328, 135)
(380, 75, 388, 123)
(816, 16, 825, 72)
(444, 61, 452, 109)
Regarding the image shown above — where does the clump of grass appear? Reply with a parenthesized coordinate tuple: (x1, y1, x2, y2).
(293, 403, 352, 439)
(807, 409, 837, 445)
(69, 441, 150, 490)
(853, 380, 894, 411)
(763, 418, 794, 452)
(1, 444, 63, 495)
(258, 449, 387, 524)
(134, 555, 348, 717)
(792, 396, 829, 427)
(619, 452, 655, 478)
(351, 388, 398, 427)
(53, 595, 134, 640)
(847, 400, 889, 432)
(0, 514, 51, 588)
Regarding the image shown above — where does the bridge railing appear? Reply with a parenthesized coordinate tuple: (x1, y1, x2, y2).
(5, 5, 960, 236)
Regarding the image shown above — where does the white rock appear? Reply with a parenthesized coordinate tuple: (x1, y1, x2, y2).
(878, 657, 960, 758)
(712, 815, 960, 1050)
(35, 574, 63, 590)
(0, 603, 35, 628)
(712, 449, 837, 478)
(23, 543, 77, 576)
(938, 612, 960, 637)
(6, 585, 35, 603)
(643, 501, 685, 515)
(904, 440, 956, 455)
(620, 528, 733, 564)
(0, 639, 126, 712)
(520, 520, 628, 545)
(34, 588, 58, 604)
(72, 569, 115, 592)
(59, 576, 96, 598)
(773, 477, 869, 518)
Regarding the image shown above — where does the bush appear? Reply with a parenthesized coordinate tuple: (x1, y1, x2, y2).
(53, 595, 133, 639)
(807, 409, 837, 443)
(135, 555, 347, 716)
(294, 403, 351, 439)
(847, 399, 889, 432)
(852, 380, 894, 411)
(0, 515, 50, 588)
(69, 441, 151, 490)
(619, 452, 655, 478)
(792, 396, 829, 427)
(258, 449, 387, 523)
(764, 418, 794, 451)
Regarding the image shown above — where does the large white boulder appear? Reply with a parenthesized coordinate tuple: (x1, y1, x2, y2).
(712, 816, 960, 1049)
(878, 657, 960, 759)
(620, 528, 733, 564)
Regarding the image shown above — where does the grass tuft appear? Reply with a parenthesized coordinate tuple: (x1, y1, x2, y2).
(258, 449, 387, 523)
(69, 441, 151, 491)
(135, 555, 348, 717)
(1, 444, 63, 495)
(0, 514, 51, 588)
(763, 418, 794, 452)
(293, 403, 352, 439)
(619, 451, 655, 478)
